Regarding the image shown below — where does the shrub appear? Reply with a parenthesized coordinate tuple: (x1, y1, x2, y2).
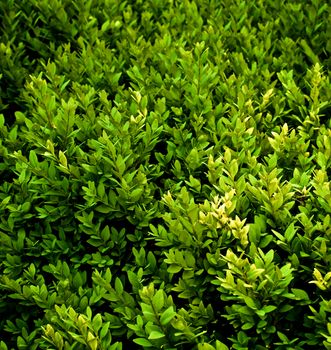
(0, 0, 331, 349)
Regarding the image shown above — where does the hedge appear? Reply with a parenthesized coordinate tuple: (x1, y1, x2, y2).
(0, 0, 331, 349)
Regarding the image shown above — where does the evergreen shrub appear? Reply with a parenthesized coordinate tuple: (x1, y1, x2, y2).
(0, 0, 331, 349)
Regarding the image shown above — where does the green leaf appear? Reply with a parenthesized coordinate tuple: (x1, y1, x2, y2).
(72, 272, 84, 288)
(8, 125, 18, 140)
(29, 150, 38, 167)
(17, 336, 26, 347)
(115, 277, 123, 295)
(262, 305, 277, 314)
(0, 196, 11, 207)
(152, 289, 164, 312)
(95, 205, 112, 214)
(0, 341, 8, 350)
(291, 288, 309, 301)
(87, 331, 98, 350)
(186, 175, 201, 191)
(215, 340, 229, 350)
(186, 148, 200, 170)
(0, 114, 5, 128)
(127, 270, 141, 292)
(116, 155, 126, 176)
(16, 229, 25, 251)
(99, 321, 110, 339)
(244, 296, 257, 310)
(242, 322, 254, 330)
(101, 20, 110, 32)
(100, 226, 110, 241)
(148, 331, 165, 340)
(198, 343, 216, 350)
(300, 39, 319, 64)
(160, 306, 176, 326)
(92, 313, 103, 333)
(133, 338, 153, 347)
(97, 182, 106, 198)
(131, 187, 143, 201)
(284, 222, 296, 242)
(59, 151, 67, 168)
(54, 332, 64, 349)
(277, 331, 289, 342)
(167, 264, 182, 274)
(229, 159, 238, 178)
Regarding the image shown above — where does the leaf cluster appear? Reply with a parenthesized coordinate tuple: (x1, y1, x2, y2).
(1, 0, 331, 349)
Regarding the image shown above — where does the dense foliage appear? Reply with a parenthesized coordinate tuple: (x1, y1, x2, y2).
(1, 0, 331, 349)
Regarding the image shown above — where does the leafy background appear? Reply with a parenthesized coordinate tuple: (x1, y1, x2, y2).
(0, 0, 331, 349)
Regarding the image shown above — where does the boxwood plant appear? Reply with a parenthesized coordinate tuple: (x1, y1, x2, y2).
(0, 0, 331, 349)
